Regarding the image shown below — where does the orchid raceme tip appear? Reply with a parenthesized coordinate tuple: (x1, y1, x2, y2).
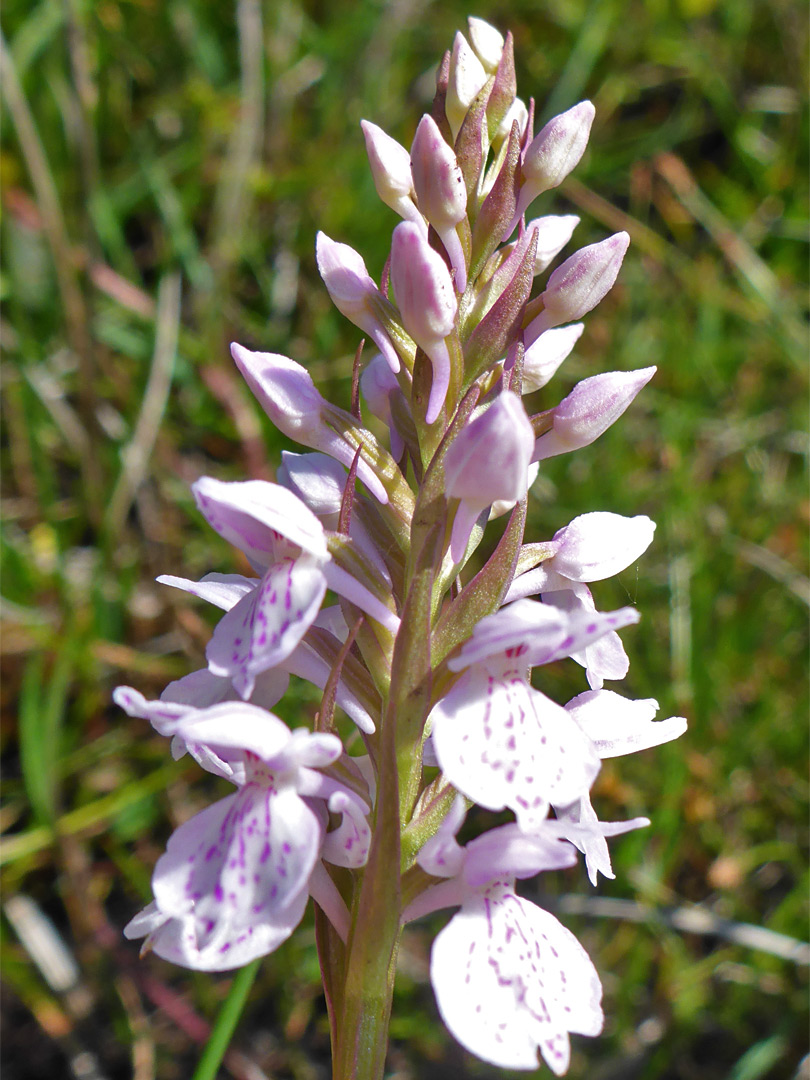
(118, 16, 685, 1079)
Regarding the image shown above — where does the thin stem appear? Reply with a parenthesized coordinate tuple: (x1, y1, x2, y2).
(190, 959, 261, 1080)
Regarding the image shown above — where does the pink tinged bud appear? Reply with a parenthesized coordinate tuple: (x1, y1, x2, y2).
(231, 343, 388, 503)
(512, 100, 595, 226)
(551, 512, 656, 582)
(444, 394, 534, 562)
(410, 115, 468, 292)
(315, 232, 400, 372)
(467, 16, 504, 73)
(446, 32, 488, 138)
(360, 354, 406, 461)
(490, 97, 528, 158)
(360, 120, 424, 228)
(276, 451, 346, 521)
(526, 214, 580, 273)
(490, 461, 539, 519)
(526, 231, 630, 344)
(532, 366, 656, 462)
(522, 323, 584, 393)
(389, 221, 457, 424)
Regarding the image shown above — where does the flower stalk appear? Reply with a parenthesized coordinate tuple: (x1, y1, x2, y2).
(118, 17, 686, 1078)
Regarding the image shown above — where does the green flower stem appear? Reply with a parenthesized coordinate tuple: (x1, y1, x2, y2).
(333, 712, 403, 1080)
(191, 958, 261, 1080)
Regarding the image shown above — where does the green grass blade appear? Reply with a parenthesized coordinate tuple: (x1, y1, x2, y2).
(191, 959, 261, 1080)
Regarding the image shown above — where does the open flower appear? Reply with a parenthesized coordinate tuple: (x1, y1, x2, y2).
(119, 702, 370, 970)
(429, 599, 640, 828)
(405, 801, 603, 1073)
(505, 511, 656, 688)
(162, 477, 397, 699)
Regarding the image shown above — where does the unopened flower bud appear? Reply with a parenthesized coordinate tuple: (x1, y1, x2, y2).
(533, 366, 656, 462)
(360, 120, 424, 228)
(522, 323, 584, 393)
(410, 114, 467, 291)
(500, 214, 579, 278)
(360, 353, 407, 460)
(446, 32, 488, 138)
(550, 512, 656, 582)
(231, 342, 389, 503)
(527, 214, 580, 273)
(389, 221, 457, 424)
(490, 461, 539, 518)
(445, 393, 534, 561)
(467, 17, 504, 73)
(509, 100, 595, 230)
(276, 451, 346, 521)
(491, 96, 528, 156)
(316, 232, 401, 372)
(526, 231, 630, 344)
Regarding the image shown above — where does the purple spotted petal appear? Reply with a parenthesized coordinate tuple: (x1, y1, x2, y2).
(148, 776, 321, 971)
(430, 666, 600, 828)
(320, 790, 371, 868)
(114, 684, 244, 782)
(448, 597, 639, 675)
(206, 558, 327, 699)
(526, 603, 640, 668)
(430, 883, 603, 1072)
(448, 599, 568, 670)
(462, 823, 578, 886)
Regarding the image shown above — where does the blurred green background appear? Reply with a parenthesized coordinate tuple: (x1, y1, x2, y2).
(1, 0, 807, 1077)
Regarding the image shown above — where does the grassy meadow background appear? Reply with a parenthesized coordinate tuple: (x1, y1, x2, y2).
(1, 0, 808, 1076)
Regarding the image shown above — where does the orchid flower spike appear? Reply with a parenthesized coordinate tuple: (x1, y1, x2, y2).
(115, 19, 686, 1077)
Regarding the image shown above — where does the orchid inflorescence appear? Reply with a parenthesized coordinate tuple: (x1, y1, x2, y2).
(117, 16, 686, 1077)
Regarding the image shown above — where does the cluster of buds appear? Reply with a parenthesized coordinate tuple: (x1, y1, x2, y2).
(118, 16, 686, 1076)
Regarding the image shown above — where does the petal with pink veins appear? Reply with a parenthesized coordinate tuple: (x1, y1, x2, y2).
(206, 557, 327, 699)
